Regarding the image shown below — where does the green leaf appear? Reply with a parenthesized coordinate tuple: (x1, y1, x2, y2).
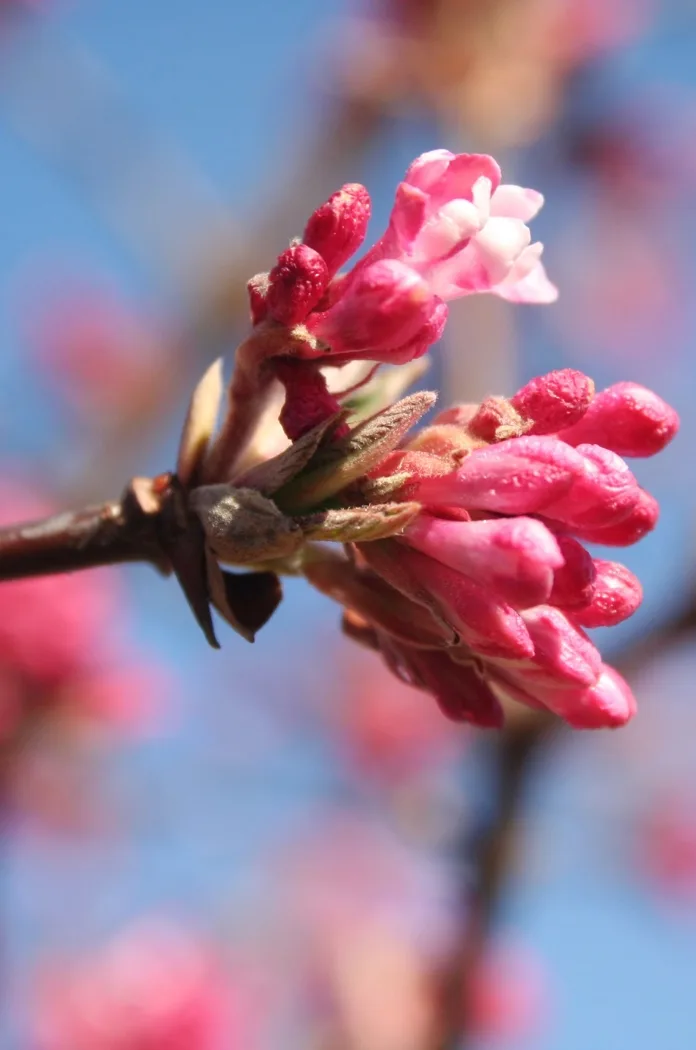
(275, 391, 436, 512)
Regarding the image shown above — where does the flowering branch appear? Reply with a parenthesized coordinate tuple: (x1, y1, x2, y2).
(0, 148, 680, 732)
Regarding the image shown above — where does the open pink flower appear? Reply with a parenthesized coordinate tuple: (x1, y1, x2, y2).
(358, 149, 557, 305)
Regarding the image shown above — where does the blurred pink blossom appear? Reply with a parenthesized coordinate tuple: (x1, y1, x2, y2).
(0, 482, 161, 746)
(33, 920, 243, 1050)
(28, 286, 171, 423)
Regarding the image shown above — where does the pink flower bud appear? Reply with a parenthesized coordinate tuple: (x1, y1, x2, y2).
(548, 536, 596, 609)
(413, 436, 586, 515)
(558, 382, 679, 457)
(266, 244, 329, 326)
(274, 358, 347, 441)
(541, 444, 640, 529)
(303, 183, 372, 277)
(509, 369, 595, 434)
(467, 371, 595, 443)
(377, 297, 448, 365)
(571, 560, 642, 628)
(544, 666, 636, 729)
(400, 646, 504, 727)
(567, 488, 659, 546)
(360, 543, 534, 660)
(402, 550, 535, 660)
(521, 606, 602, 687)
(403, 515, 563, 608)
(309, 260, 440, 359)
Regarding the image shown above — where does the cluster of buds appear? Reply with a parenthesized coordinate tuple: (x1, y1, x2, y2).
(131, 149, 677, 730)
(303, 370, 677, 729)
(233, 149, 556, 446)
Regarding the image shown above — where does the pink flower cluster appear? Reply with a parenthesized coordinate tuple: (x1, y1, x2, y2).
(33, 921, 236, 1050)
(222, 146, 678, 731)
(246, 150, 555, 436)
(341, 370, 678, 729)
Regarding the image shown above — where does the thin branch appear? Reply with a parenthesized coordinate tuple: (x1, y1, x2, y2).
(0, 481, 168, 582)
(429, 710, 554, 1050)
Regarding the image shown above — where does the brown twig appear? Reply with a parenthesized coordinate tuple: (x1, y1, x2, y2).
(0, 480, 168, 583)
(429, 710, 555, 1050)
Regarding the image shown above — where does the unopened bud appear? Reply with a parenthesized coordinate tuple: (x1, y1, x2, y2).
(266, 245, 329, 326)
(310, 260, 438, 358)
(548, 535, 596, 609)
(510, 369, 595, 434)
(549, 488, 659, 547)
(303, 183, 371, 277)
(190, 485, 302, 565)
(572, 560, 643, 628)
(469, 370, 594, 442)
(558, 381, 679, 457)
(274, 358, 347, 442)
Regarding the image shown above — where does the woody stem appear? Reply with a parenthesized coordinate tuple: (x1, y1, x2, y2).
(0, 486, 167, 583)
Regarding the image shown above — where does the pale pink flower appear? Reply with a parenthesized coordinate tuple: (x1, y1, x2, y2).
(244, 149, 552, 383)
(359, 149, 557, 305)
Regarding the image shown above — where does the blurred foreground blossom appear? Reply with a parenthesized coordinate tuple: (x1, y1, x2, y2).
(33, 920, 242, 1050)
(0, 483, 156, 739)
(331, 643, 461, 782)
(0, 482, 162, 825)
(275, 817, 547, 1049)
(333, 0, 651, 146)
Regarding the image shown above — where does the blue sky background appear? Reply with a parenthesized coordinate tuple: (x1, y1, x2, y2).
(1, 1, 696, 1048)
